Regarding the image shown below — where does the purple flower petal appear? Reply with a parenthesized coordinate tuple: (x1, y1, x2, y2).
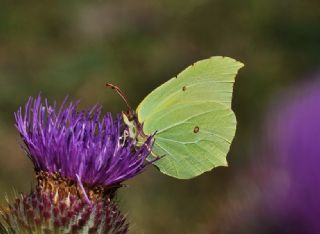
(15, 94, 154, 188)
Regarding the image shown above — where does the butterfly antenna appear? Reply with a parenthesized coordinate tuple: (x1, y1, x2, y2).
(105, 83, 133, 111)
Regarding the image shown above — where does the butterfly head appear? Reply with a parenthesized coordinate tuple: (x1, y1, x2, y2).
(106, 83, 149, 144)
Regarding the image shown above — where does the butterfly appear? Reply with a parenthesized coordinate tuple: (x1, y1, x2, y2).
(107, 56, 244, 179)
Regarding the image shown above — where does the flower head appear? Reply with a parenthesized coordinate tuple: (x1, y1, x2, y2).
(266, 78, 320, 233)
(0, 189, 128, 234)
(15, 95, 154, 192)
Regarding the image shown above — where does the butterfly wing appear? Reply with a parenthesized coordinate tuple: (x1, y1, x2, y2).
(137, 56, 244, 179)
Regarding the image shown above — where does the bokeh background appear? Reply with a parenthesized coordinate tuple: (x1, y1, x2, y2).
(0, 1, 320, 233)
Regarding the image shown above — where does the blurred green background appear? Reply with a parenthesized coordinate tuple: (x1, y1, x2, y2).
(0, 1, 319, 233)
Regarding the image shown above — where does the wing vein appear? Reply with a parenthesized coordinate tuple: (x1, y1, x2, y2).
(154, 142, 179, 176)
(157, 109, 220, 134)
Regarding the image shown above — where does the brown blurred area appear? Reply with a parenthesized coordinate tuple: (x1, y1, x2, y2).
(0, 1, 320, 233)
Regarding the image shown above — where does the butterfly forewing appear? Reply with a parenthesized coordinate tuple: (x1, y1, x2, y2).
(136, 56, 243, 179)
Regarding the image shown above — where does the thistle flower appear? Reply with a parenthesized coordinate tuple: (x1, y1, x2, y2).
(0, 189, 128, 234)
(14, 95, 154, 198)
(265, 78, 320, 233)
